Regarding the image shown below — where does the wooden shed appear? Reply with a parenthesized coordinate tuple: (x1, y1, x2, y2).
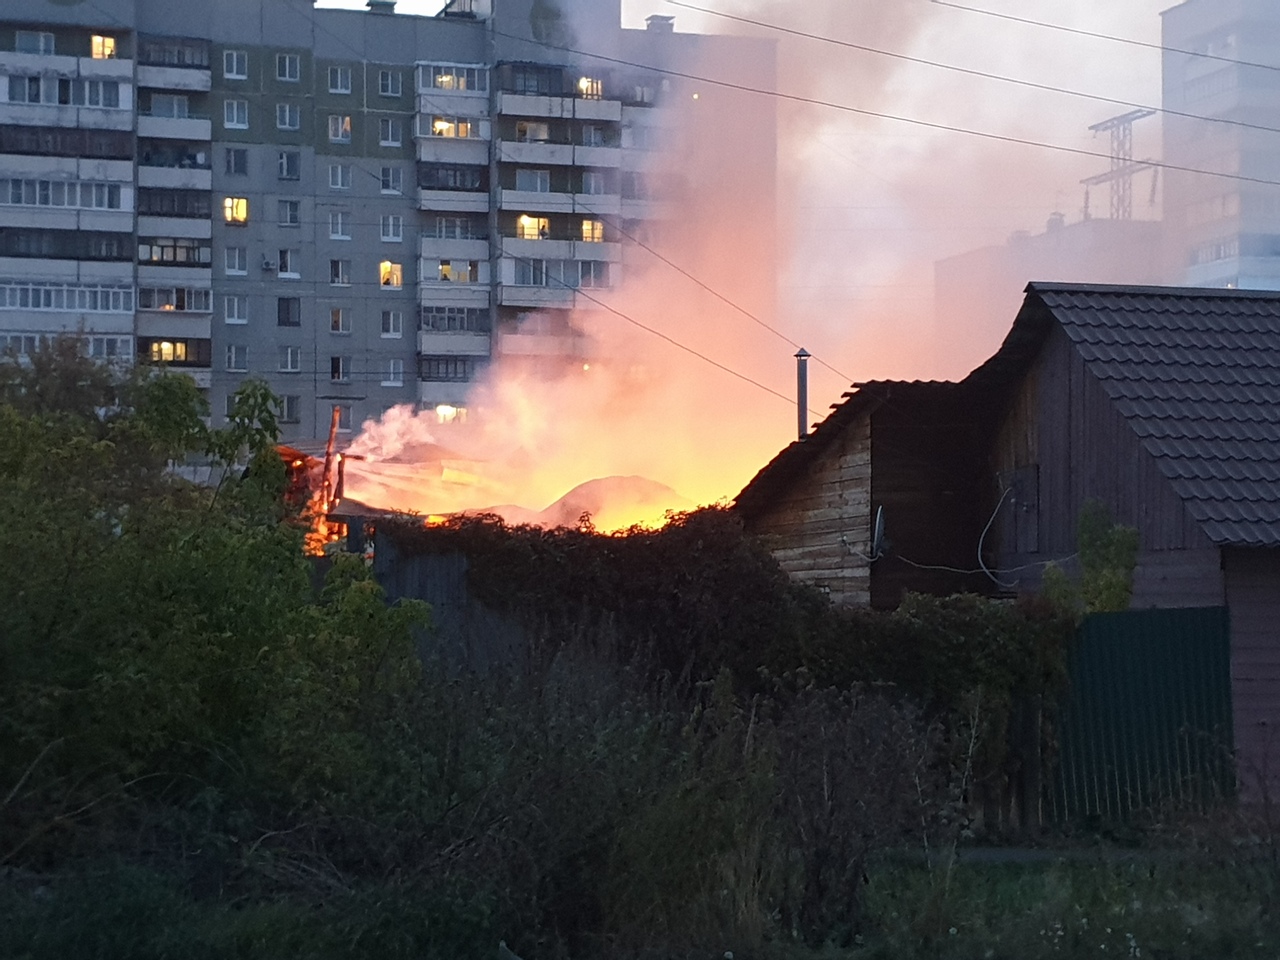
(736, 281, 1280, 795)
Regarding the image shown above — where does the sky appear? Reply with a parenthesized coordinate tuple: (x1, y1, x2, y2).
(318, 0, 1178, 518)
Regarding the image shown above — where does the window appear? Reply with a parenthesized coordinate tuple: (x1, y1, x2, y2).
(2, 178, 121, 210)
(91, 35, 117, 59)
(432, 216, 478, 239)
(223, 196, 248, 223)
(421, 306, 489, 332)
(278, 201, 300, 227)
(580, 260, 610, 288)
(334, 404, 352, 432)
(329, 163, 351, 189)
(276, 102, 300, 130)
(581, 171, 606, 195)
(516, 120, 549, 143)
(512, 67, 553, 95)
(516, 168, 551, 193)
(224, 99, 248, 129)
(224, 295, 248, 324)
(379, 70, 402, 96)
(517, 215, 550, 240)
(330, 307, 350, 334)
(381, 310, 403, 337)
(379, 117, 402, 146)
(150, 93, 189, 118)
(514, 258, 546, 286)
(329, 259, 351, 286)
(224, 247, 247, 275)
(418, 163, 486, 192)
(278, 345, 301, 372)
(582, 219, 604, 242)
(330, 355, 351, 382)
(380, 214, 403, 242)
(429, 65, 487, 92)
(328, 65, 351, 93)
(139, 38, 209, 67)
(276, 53, 300, 82)
(8, 76, 45, 105)
(134, 187, 212, 218)
(438, 260, 478, 283)
(224, 147, 248, 175)
(379, 261, 403, 288)
(577, 76, 603, 100)
(56, 78, 120, 108)
(137, 287, 212, 312)
(226, 344, 248, 372)
(429, 116, 477, 138)
(382, 358, 404, 386)
(277, 249, 300, 277)
(148, 340, 188, 363)
(328, 114, 352, 143)
(280, 394, 301, 423)
(16, 31, 55, 55)
(223, 49, 248, 79)
(137, 237, 211, 264)
(582, 124, 604, 147)
(278, 150, 300, 180)
(380, 166, 402, 193)
(329, 211, 350, 239)
(0, 281, 133, 314)
(421, 356, 475, 382)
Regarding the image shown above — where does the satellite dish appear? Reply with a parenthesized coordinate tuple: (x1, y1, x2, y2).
(871, 505, 886, 560)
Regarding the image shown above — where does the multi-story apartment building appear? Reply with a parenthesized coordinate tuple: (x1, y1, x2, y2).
(1162, 0, 1280, 289)
(0, 0, 776, 443)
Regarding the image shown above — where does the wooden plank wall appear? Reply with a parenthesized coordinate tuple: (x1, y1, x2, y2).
(749, 417, 872, 606)
(1224, 548, 1280, 800)
(990, 325, 1221, 601)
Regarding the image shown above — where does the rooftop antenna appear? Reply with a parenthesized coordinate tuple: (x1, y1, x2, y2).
(1080, 109, 1156, 220)
(795, 348, 810, 440)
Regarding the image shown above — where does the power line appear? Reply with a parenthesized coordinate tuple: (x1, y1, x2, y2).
(669, 0, 1280, 140)
(929, 0, 1280, 75)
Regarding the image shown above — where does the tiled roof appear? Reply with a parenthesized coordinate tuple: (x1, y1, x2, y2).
(1023, 282, 1280, 547)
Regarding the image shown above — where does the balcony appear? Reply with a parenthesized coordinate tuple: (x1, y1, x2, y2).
(501, 236, 573, 261)
(136, 216, 212, 238)
(497, 285, 576, 309)
(495, 93, 622, 123)
(496, 329, 589, 357)
(416, 136, 489, 166)
(0, 102, 133, 131)
(574, 145, 622, 168)
(137, 164, 211, 191)
(417, 331, 491, 356)
(138, 114, 212, 141)
(574, 240, 622, 262)
(418, 381, 470, 406)
(498, 188, 574, 214)
(621, 198, 675, 221)
(416, 282, 490, 307)
(136, 64, 212, 92)
(418, 188, 489, 212)
(136, 313, 212, 339)
(496, 139, 573, 166)
(419, 236, 488, 261)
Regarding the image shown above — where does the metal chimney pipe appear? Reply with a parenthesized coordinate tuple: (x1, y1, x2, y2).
(795, 348, 810, 440)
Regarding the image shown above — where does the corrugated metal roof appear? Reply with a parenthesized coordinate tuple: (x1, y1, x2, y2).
(1022, 282, 1280, 547)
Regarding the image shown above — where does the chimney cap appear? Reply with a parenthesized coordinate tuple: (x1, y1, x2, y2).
(367, 0, 396, 12)
(646, 14, 675, 32)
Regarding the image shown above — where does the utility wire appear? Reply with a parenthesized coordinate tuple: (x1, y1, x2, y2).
(930, 0, 1280, 75)
(670, 0, 1280, 140)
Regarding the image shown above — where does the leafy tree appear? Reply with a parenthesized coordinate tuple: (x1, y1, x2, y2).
(1043, 499, 1140, 615)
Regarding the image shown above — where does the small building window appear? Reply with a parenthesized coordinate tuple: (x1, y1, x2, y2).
(277, 248, 300, 278)
(380, 166, 402, 193)
(276, 102, 300, 130)
(225, 147, 247, 175)
(225, 343, 248, 372)
(577, 77, 603, 100)
(328, 65, 351, 93)
(380, 214, 402, 242)
(330, 307, 351, 333)
(277, 201, 300, 227)
(16, 31, 55, 55)
(379, 117, 402, 146)
(329, 211, 350, 239)
(381, 310, 403, 337)
(582, 218, 604, 242)
(222, 196, 248, 223)
(224, 99, 249, 129)
(276, 53, 300, 82)
(329, 259, 351, 286)
(328, 114, 352, 143)
(91, 36, 117, 60)
(280, 394, 301, 423)
(223, 50, 248, 79)
(379, 261, 403, 289)
(329, 163, 351, 189)
(378, 69, 402, 97)
(278, 345, 301, 372)
(382, 358, 404, 386)
(517, 215, 549, 240)
(224, 295, 248, 324)
(330, 355, 350, 382)
(278, 150, 300, 180)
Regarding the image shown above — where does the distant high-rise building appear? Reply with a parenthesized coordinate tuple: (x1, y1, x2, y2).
(1162, 0, 1280, 289)
(0, 0, 775, 443)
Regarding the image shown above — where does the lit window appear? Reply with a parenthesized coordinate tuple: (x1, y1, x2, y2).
(380, 214, 402, 242)
(430, 116, 474, 138)
(378, 69, 402, 97)
(517, 215, 550, 240)
(379, 117, 402, 146)
(328, 114, 352, 143)
(223, 197, 248, 223)
(582, 219, 604, 242)
(224, 99, 248, 129)
(328, 66, 351, 93)
(428, 65, 487, 92)
(578, 76, 603, 99)
(330, 307, 350, 334)
(382, 358, 404, 386)
(438, 260, 478, 283)
(329, 164, 351, 189)
(91, 35, 116, 60)
(329, 211, 350, 239)
(381, 310, 403, 337)
(223, 50, 247, 80)
(276, 102, 300, 130)
(276, 53, 300, 82)
(379, 261, 402, 289)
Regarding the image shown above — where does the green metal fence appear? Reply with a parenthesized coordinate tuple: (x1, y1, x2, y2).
(1050, 606, 1235, 822)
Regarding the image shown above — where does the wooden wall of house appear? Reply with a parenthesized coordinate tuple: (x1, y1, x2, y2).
(747, 417, 872, 606)
(869, 400, 992, 608)
(1225, 548, 1280, 799)
(990, 324, 1223, 606)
